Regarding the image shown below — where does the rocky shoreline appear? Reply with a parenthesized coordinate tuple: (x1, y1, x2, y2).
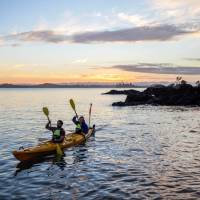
(104, 84, 200, 106)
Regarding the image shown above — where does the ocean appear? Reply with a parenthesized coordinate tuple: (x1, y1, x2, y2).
(0, 88, 200, 199)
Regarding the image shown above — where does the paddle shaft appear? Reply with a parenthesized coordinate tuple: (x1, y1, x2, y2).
(47, 116, 51, 123)
(74, 110, 78, 119)
(89, 103, 92, 127)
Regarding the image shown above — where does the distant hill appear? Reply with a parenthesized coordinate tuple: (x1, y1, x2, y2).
(0, 83, 144, 88)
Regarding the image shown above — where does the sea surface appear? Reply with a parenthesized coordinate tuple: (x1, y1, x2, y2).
(0, 88, 200, 200)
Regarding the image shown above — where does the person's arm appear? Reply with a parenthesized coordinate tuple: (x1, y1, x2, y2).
(72, 116, 78, 125)
(45, 120, 51, 130)
(59, 129, 65, 142)
(45, 121, 54, 132)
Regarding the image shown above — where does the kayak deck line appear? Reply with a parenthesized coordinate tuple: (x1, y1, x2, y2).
(13, 126, 95, 162)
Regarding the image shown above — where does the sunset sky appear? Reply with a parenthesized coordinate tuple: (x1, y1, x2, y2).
(0, 0, 200, 84)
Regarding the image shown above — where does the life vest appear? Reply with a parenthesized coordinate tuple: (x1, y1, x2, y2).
(53, 129, 61, 139)
(76, 123, 82, 132)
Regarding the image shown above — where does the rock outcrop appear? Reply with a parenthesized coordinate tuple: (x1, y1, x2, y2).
(105, 84, 200, 106)
(102, 89, 140, 95)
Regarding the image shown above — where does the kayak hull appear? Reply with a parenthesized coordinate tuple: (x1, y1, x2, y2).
(13, 127, 95, 162)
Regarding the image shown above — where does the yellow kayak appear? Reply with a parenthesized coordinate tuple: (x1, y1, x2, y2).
(13, 127, 95, 162)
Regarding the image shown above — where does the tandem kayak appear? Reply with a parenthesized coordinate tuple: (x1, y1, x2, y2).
(13, 126, 95, 162)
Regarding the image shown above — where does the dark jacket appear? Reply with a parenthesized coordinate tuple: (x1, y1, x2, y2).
(72, 116, 89, 134)
(46, 122, 65, 143)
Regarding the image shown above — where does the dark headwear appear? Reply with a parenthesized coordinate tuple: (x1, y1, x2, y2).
(57, 120, 63, 126)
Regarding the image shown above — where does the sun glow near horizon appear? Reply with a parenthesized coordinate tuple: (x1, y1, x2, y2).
(1, 68, 200, 84)
(0, 0, 200, 84)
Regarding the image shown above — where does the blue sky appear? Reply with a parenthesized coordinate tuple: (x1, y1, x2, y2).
(0, 0, 200, 83)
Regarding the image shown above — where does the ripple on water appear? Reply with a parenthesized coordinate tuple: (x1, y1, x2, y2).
(1, 88, 200, 199)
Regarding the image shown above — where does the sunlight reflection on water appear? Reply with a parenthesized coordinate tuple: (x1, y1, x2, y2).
(0, 88, 200, 199)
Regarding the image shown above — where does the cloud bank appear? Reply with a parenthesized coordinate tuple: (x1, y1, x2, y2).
(72, 25, 193, 43)
(185, 58, 200, 62)
(112, 63, 200, 75)
(2, 24, 198, 45)
(5, 30, 69, 43)
(152, 0, 200, 23)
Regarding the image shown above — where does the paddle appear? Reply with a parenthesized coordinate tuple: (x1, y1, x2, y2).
(43, 107, 50, 123)
(69, 99, 78, 118)
(55, 143, 63, 156)
(42, 107, 63, 156)
(89, 103, 92, 128)
(69, 99, 85, 137)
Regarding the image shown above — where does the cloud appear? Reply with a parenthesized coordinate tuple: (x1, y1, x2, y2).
(185, 58, 200, 62)
(72, 58, 88, 64)
(72, 25, 195, 43)
(151, 0, 200, 24)
(3, 24, 198, 45)
(0, 38, 5, 46)
(33, 10, 105, 34)
(111, 63, 200, 75)
(5, 30, 70, 43)
(51, 10, 119, 34)
(117, 13, 152, 26)
(153, 0, 200, 11)
(0, 37, 20, 47)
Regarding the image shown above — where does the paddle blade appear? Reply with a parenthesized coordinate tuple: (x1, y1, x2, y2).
(69, 99, 75, 110)
(42, 107, 49, 116)
(56, 144, 63, 155)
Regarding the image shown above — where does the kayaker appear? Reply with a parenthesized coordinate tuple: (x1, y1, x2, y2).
(72, 116, 89, 134)
(46, 120, 65, 143)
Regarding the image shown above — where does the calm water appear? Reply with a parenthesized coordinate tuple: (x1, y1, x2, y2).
(1, 88, 200, 200)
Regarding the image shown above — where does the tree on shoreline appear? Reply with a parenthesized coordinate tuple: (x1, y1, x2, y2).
(176, 76, 182, 85)
(175, 76, 187, 86)
(196, 80, 200, 87)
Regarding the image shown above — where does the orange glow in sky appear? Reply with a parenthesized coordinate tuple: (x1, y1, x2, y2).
(0, 0, 200, 84)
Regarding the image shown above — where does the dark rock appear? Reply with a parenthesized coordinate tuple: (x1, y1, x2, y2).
(112, 83, 200, 106)
(103, 89, 140, 95)
(125, 93, 152, 105)
(112, 101, 126, 106)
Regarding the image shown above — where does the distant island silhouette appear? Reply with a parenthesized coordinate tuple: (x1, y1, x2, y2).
(0, 83, 147, 88)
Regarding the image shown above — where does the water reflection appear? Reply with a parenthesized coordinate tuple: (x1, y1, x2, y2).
(73, 145, 90, 164)
(14, 141, 93, 176)
(14, 155, 62, 176)
(2, 88, 200, 199)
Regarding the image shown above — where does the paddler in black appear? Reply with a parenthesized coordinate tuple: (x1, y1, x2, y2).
(46, 120, 65, 143)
